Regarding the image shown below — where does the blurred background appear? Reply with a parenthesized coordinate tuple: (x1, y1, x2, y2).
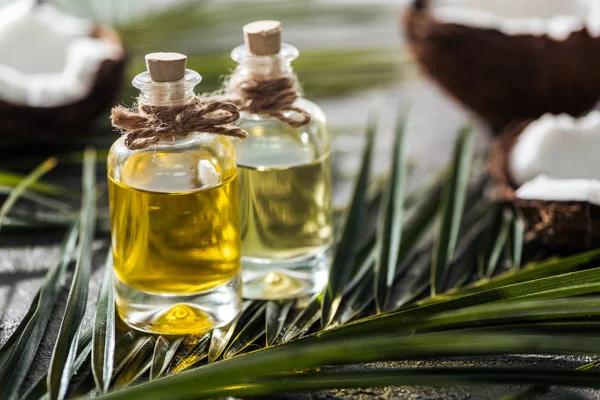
(0, 0, 428, 208)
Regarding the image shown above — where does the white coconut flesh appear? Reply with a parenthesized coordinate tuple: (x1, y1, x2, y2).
(509, 111, 600, 206)
(431, 0, 600, 41)
(0, 0, 123, 108)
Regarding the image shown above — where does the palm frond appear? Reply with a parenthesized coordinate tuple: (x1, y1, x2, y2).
(266, 301, 294, 347)
(321, 115, 376, 327)
(431, 126, 474, 295)
(0, 222, 78, 400)
(374, 116, 408, 312)
(150, 336, 183, 380)
(47, 149, 96, 400)
(0, 158, 57, 231)
(92, 252, 116, 393)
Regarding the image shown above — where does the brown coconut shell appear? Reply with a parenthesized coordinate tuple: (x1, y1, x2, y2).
(404, 0, 600, 132)
(488, 120, 600, 249)
(0, 24, 126, 147)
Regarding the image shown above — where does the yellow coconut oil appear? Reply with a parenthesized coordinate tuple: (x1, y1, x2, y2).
(238, 127, 333, 262)
(107, 57, 242, 335)
(236, 116, 333, 300)
(109, 151, 241, 296)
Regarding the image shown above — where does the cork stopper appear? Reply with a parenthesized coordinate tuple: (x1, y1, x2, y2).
(145, 52, 187, 82)
(243, 20, 282, 56)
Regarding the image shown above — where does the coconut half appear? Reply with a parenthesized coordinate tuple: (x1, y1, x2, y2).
(403, 0, 600, 132)
(0, 0, 125, 146)
(489, 111, 600, 248)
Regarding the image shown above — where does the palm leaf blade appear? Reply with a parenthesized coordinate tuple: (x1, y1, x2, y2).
(321, 117, 376, 327)
(266, 301, 294, 347)
(431, 126, 474, 295)
(224, 303, 267, 359)
(171, 334, 211, 374)
(113, 337, 155, 389)
(282, 293, 321, 343)
(92, 332, 600, 400)
(0, 158, 57, 232)
(19, 329, 93, 400)
(47, 149, 97, 400)
(92, 252, 116, 393)
(374, 117, 407, 312)
(150, 336, 183, 380)
(0, 222, 79, 400)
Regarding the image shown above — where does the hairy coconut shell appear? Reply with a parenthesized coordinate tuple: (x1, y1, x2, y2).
(0, 25, 126, 147)
(404, 0, 600, 132)
(488, 120, 600, 249)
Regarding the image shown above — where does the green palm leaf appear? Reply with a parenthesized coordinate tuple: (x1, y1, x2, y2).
(0, 170, 77, 198)
(207, 301, 261, 362)
(321, 116, 376, 327)
(47, 149, 97, 400)
(431, 126, 474, 295)
(94, 332, 600, 400)
(0, 186, 73, 214)
(171, 334, 211, 374)
(19, 329, 93, 400)
(150, 336, 183, 380)
(426, 248, 600, 303)
(510, 216, 526, 270)
(0, 222, 78, 400)
(113, 337, 155, 389)
(0, 158, 57, 232)
(478, 207, 512, 278)
(281, 293, 321, 343)
(374, 116, 407, 312)
(92, 252, 116, 393)
(224, 303, 266, 359)
(99, 368, 600, 399)
(266, 301, 294, 347)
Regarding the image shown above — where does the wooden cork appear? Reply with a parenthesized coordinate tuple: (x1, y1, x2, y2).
(145, 52, 187, 82)
(243, 20, 282, 56)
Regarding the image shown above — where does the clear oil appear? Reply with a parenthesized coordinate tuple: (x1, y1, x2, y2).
(108, 148, 241, 333)
(236, 122, 333, 298)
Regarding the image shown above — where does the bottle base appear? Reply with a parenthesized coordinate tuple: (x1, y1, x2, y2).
(114, 274, 241, 335)
(241, 248, 331, 300)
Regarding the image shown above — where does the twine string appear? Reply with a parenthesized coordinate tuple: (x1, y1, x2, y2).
(226, 73, 311, 128)
(111, 97, 247, 150)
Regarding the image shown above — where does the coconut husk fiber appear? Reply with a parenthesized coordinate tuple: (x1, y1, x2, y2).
(403, 0, 600, 133)
(488, 120, 600, 249)
(0, 25, 126, 147)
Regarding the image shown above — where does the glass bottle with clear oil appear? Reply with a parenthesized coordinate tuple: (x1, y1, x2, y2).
(231, 21, 333, 299)
(107, 53, 242, 334)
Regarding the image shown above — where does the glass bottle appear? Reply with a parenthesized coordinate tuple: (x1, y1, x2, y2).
(232, 22, 334, 299)
(107, 53, 242, 334)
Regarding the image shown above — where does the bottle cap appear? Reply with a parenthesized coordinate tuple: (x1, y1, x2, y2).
(145, 52, 187, 82)
(243, 20, 282, 56)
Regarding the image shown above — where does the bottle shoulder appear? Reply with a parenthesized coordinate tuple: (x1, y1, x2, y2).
(295, 98, 326, 124)
(235, 98, 330, 169)
(107, 134, 238, 193)
(238, 97, 326, 126)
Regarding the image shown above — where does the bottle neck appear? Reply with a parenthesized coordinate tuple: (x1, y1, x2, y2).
(236, 57, 293, 81)
(132, 69, 201, 107)
(138, 83, 195, 106)
(231, 43, 298, 81)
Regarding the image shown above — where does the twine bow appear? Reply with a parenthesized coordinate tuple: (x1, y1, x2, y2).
(111, 97, 248, 150)
(228, 75, 311, 128)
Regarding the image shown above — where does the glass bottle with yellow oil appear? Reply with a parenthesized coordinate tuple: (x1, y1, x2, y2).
(107, 52, 242, 334)
(229, 21, 333, 299)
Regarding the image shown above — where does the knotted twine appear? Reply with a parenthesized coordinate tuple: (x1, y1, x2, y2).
(224, 71, 311, 128)
(111, 97, 248, 151)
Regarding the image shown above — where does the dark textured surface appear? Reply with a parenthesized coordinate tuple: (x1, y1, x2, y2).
(1, 81, 599, 399)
